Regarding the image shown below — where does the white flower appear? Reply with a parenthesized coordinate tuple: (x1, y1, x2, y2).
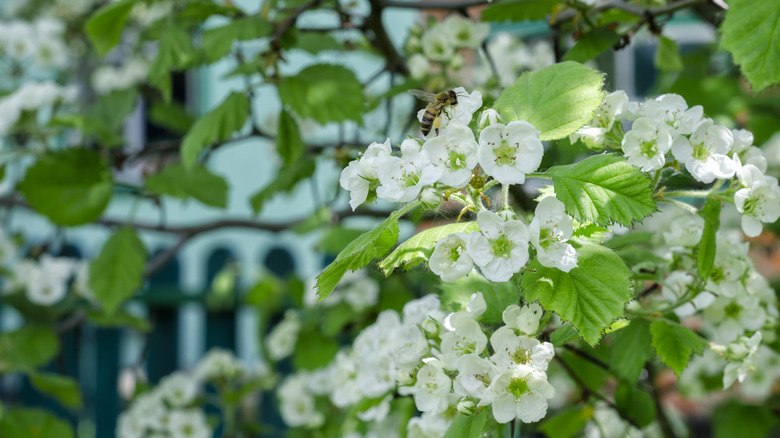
(278, 375, 325, 428)
(453, 353, 496, 400)
(266, 310, 301, 360)
(671, 118, 736, 183)
(408, 53, 430, 80)
(411, 359, 452, 414)
(438, 312, 488, 369)
(479, 364, 555, 423)
(422, 122, 478, 188)
(168, 409, 210, 438)
(658, 206, 704, 248)
(477, 121, 543, 185)
(340, 139, 393, 210)
(637, 93, 703, 135)
(478, 108, 502, 130)
(734, 164, 780, 237)
(737, 345, 780, 400)
(402, 295, 444, 326)
(467, 211, 530, 282)
(705, 238, 751, 298)
(407, 412, 453, 438)
(25, 255, 74, 306)
(704, 295, 766, 343)
(621, 117, 673, 172)
(159, 372, 198, 408)
(502, 303, 543, 335)
(429, 232, 474, 282)
(571, 91, 628, 148)
(489, 326, 555, 372)
(529, 197, 578, 272)
(717, 332, 762, 389)
(116, 412, 146, 438)
(356, 394, 392, 422)
(194, 348, 245, 381)
(394, 324, 430, 370)
(376, 139, 442, 203)
(731, 129, 754, 154)
(416, 87, 483, 137)
(443, 15, 489, 49)
(421, 27, 455, 62)
(661, 271, 714, 317)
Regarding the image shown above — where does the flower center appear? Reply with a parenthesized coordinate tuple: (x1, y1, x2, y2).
(494, 139, 517, 166)
(491, 234, 514, 259)
(692, 141, 710, 161)
(640, 140, 656, 158)
(510, 347, 530, 365)
(448, 150, 467, 170)
(507, 377, 529, 400)
(448, 244, 464, 263)
(724, 302, 742, 318)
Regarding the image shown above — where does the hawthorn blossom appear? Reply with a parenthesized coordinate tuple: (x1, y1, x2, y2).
(429, 232, 474, 282)
(467, 211, 530, 282)
(416, 87, 483, 136)
(443, 15, 490, 49)
(712, 331, 762, 389)
(489, 326, 555, 372)
(502, 303, 543, 335)
(421, 30, 455, 62)
(422, 122, 478, 188)
(704, 295, 767, 343)
(734, 164, 780, 237)
(159, 372, 198, 408)
(409, 359, 452, 414)
(438, 312, 488, 369)
(266, 310, 301, 361)
(621, 117, 673, 172)
(376, 139, 442, 203)
(167, 410, 210, 438)
(637, 93, 703, 135)
(339, 139, 392, 210)
(453, 353, 496, 400)
(479, 364, 555, 423)
(671, 118, 736, 183)
(529, 197, 578, 272)
(571, 90, 628, 148)
(477, 121, 543, 185)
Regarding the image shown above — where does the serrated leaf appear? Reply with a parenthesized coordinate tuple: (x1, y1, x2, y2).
(202, 17, 273, 63)
(378, 221, 479, 275)
(610, 319, 654, 383)
(278, 64, 364, 124)
(539, 407, 590, 438)
(0, 326, 59, 372)
(18, 149, 113, 226)
(0, 408, 74, 438)
(564, 28, 620, 63)
(145, 163, 229, 208)
(181, 92, 250, 167)
(277, 109, 305, 166)
(550, 324, 579, 347)
(655, 36, 684, 72)
(85, 0, 137, 55)
(547, 154, 657, 226)
(249, 157, 316, 214)
(697, 197, 721, 279)
(149, 26, 195, 101)
(495, 61, 604, 141)
(30, 373, 82, 409)
(615, 382, 655, 428)
(89, 227, 148, 314)
(444, 409, 488, 438)
(649, 320, 705, 377)
(316, 207, 416, 300)
(481, 0, 561, 22)
(522, 242, 632, 346)
(720, 0, 780, 92)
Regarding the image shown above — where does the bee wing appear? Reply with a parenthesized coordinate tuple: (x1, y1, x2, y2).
(408, 89, 437, 102)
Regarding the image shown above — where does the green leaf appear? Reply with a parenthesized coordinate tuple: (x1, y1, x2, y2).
(202, 17, 273, 63)
(149, 26, 195, 101)
(615, 382, 655, 428)
(564, 28, 620, 63)
(85, 0, 137, 55)
(30, 373, 82, 409)
(714, 400, 778, 438)
(0, 326, 59, 372)
(649, 320, 705, 377)
(547, 154, 657, 226)
(521, 242, 632, 346)
(0, 408, 74, 438)
(481, 0, 560, 22)
(539, 407, 590, 438)
(293, 32, 345, 54)
(277, 109, 305, 166)
(444, 410, 488, 438)
(179, 1, 242, 21)
(49, 114, 123, 147)
(559, 349, 609, 393)
(249, 157, 316, 214)
(654, 36, 684, 72)
(697, 197, 721, 279)
(378, 221, 479, 275)
(181, 92, 250, 167)
(610, 319, 654, 383)
(89, 227, 148, 314)
(149, 101, 194, 135)
(87, 308, 151, 332)
(18, 149, 113, 226)
(293, 330, 339, 370)
(87, 88, 138, 131)
(549, 324, 579, 347)
(322, 303, 357, 337)
(316, 206, 417, 300)
(720, 0, 780, 92)
(319, 227, 367, 254)
(146, 163, 229, 208)
(278, 64, 364, 124)
(495, 61, 604, 141)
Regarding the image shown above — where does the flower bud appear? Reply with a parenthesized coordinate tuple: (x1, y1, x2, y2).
(421, 317, 441, 337)
(406, 36, 422, 53)
(457, 398, 477, 416)
(408, 54, 429, 80)
(420, 187, 442, 209)
(478, 108, 501, 130)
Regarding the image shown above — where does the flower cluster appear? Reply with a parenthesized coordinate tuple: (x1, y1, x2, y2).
(405, 16, 490, 80)
(0, 18, 70, 70)
(0, 81, 78, 135)
(276, 293, 556, 433)
(91, 58, 149, 95)
(573, 92, 780, 237)
(117, 349, 275, 438)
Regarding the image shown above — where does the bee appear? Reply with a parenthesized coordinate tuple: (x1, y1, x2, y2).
(408, 89, 459, 136)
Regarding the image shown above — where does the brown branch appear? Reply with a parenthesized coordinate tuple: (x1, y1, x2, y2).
(270, 0, 329, 50)
(366, 0, 409, 75)
(554, 0, 713, 26)
(380, 0, 488, 9)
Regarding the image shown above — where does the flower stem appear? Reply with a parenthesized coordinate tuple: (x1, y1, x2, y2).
(525, 172, 552, 180)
